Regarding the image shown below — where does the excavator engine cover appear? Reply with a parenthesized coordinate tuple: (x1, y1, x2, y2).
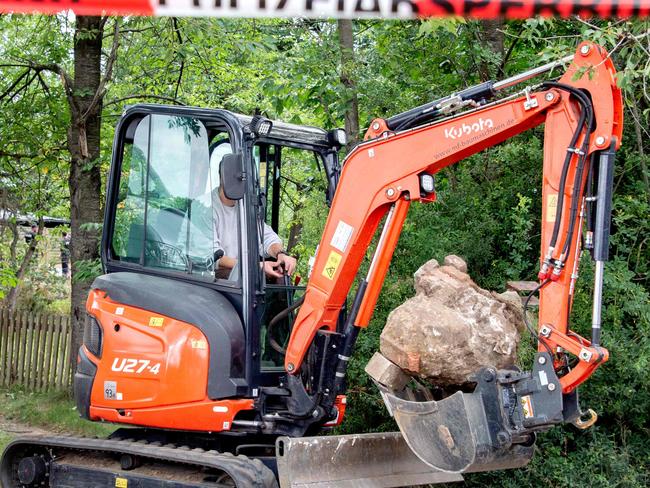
(377, 353, 564, 473)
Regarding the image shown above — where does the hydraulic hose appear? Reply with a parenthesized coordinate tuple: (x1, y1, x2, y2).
(540, 82, 591, 253)
(551, 87, 594, 265)
(558, 89, 595, 260)
(561, 150, 589, 259)
(389, 81, 496, 132)
(268, 294, 305, 354)
(395, 111, 438, 132)
(524, 279, 553, 356)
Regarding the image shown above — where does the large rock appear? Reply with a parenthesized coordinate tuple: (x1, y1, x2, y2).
(379, 255, 524, 386)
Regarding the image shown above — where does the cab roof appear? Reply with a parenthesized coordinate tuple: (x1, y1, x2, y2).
(124, 104, 334, 150)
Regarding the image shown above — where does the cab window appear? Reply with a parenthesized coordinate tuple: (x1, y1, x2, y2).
(111, 114, 240, 284)
(255, 143, 327, 370)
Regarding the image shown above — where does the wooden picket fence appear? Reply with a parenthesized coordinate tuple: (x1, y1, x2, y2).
(0, 309, 72, 391)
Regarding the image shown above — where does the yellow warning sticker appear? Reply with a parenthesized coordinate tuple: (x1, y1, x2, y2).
(546, 194, 558, 222)
(115, 478, 128, 488)
(190, 339, 208, 350)
(149, 317, 164, 328)
(521, 395, 534, 419)
(322, 251, 342, 281)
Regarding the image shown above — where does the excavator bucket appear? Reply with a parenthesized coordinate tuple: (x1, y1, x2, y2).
(379, 387, 534, 473)
(373, 362, 549, 474)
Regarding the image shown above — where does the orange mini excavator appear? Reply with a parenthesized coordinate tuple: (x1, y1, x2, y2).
(1, 41, 623, 487)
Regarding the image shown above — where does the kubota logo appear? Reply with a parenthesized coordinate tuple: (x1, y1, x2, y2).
(444, 118, 494, 140)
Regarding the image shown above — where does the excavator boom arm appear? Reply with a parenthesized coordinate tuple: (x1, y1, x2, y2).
(285, 42, 623, 399)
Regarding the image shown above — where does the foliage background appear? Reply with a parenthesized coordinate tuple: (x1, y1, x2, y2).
(0, 14, 649, 487)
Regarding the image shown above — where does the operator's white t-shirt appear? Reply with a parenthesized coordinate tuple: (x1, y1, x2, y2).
(212, 189, 282, 261)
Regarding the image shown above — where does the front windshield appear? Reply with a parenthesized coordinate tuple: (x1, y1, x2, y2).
(111, 113, 240, 284)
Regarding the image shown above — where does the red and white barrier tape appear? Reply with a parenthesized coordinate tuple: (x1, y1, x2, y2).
(0, 0, 648, 18)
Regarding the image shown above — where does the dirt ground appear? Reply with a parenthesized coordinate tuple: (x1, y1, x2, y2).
(0, 414, 53, 451)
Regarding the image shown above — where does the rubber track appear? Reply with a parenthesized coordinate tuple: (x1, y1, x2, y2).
(3, 435, 279, 488)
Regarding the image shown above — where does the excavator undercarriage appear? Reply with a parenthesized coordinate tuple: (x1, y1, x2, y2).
(2, 432, 277, 487)
(2, 428, 531, 488)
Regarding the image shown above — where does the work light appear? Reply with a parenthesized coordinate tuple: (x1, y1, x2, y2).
(420, 173, 435, 193)
(250, 115, 273, 137)
(327, 128, 347, 148)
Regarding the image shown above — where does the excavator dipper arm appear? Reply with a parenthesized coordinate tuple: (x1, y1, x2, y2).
(283, 42, 622, 472)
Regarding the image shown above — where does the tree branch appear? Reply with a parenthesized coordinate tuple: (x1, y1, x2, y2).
(172, 17, 185, 100)
(105, 26, 156, 38)
(3, 61, 77, 110)
(98, 16, 108, 30)
(9, 71, 39, 101)
(82, 18, 120, 122)
(36, 72, 51, 95)
(0, 69, 30, 101)
(3, 215, 45, 312)
(499, 25, 524, 76)
(0, 150, 38, 159)
(627, 100, 650, 205)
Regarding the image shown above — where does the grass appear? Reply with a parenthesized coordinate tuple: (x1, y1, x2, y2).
(0, 432, 12, 452)
(0, 386, 114, 451)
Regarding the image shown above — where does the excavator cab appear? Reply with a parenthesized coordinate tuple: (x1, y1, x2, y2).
(74, 104, 347, 436)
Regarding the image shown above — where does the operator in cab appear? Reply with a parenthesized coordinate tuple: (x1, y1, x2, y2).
(212, 183, 297, 279)
(208, 141, 297, 281)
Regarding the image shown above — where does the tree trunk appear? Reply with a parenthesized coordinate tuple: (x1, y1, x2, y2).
(4, 216, 44, 312)
(477, 20, 504, 81)
(0, 188, 6, 245)
(9, 219, 18, 267)
(338, 19, 360, 150)
(67, 16, 104, 374)
(286, 200, 304, 253)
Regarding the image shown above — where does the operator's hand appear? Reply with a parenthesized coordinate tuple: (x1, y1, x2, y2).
(276, 253, 297, 275)
(263, 260, 284, 279)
